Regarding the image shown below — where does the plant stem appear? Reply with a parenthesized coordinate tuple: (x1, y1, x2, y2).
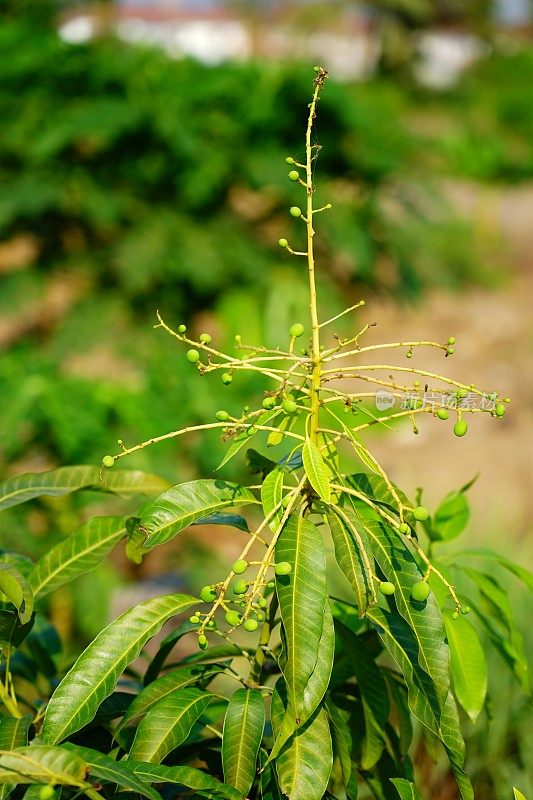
(306, 68, 328, 444)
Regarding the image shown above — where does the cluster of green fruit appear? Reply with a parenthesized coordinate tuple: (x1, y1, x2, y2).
(188, 559, 292, 645)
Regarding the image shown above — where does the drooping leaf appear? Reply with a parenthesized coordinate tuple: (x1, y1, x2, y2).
(0, 564, 33, 624)
(275, 514, 328, 721)
(191, 513, 249, 532)
(139, 480, 257, 549)
(362, 519, 450, 706)
(384, 676, 413, 756)
(345, 473, 411, 516)
(430, 491, 469, 542)
(41, 593, 198, 744)
(63, 745, 161, 800)
(217, 411, 281, 470)
(0, 466, 170, 512)
(325, 700, 354, 796)
(270, 601, 335, 761)
(222, 688, 265, 796)
(130, 762, 243, 800)
(302, 437, 331, 502)
(390, 778, 423, 800)
(444, 548, 533, 591)
(327, 506, 375, 617)
(271, 684, 332, 800)
(366, 605, 472, 800)
(143, 620, 199, 684)
(129, 688, 211, 763)
(261, 468, 284, 532)
(0, 715, 31, 750)
(336, 622, 389, 770)
(443, 611, 487, 722)
(118, 666, 219, 732)
(29, 517, 127, 598)
(0, 746, 87, 786)
(467, 599, 529, 692)
(245, 449, 276, 477)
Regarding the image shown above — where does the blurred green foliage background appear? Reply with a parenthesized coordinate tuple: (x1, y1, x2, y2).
(1, 2, 532, 797)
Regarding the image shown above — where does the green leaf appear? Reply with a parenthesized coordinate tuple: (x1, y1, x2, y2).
(140, 480, 257, 549)
(41, 593, 198, 744)
(261, 468, 284, 532)
(390, 778, 423, 800)
(118, 666, 219, 732)
(443, 611, 487, 722)
(271, 685, 333, 800)
(302, 437, 331, 502)
(366, 605, 472, 800)
(0, 564, 33, 624)
(217, 410, 281, 470)
(63, 745, 161, 800)
(222, 688, 265, 796)
(0, 746, 87, 786)
(362, 518, 450, 706)
(0, 611, 34, 650)
(513, 789, 527, 800)
(325, 700, 354, 794)
(129, 688, 211, 763)
(191, 513, 249, 532)
(275, 515, 328, 721)
(431, 491, 469, 542)
(336, 622, 389, 769)
(327, 507, 375, 617)
(0, 466, 169, 512)
(29, 517, 127, 598)
(0, 715, 31, 749)
(445, 548, 533, 591)
(130, 762, 243, 800)
(345, 473, 411, 515)
(270, 601, 335, 762)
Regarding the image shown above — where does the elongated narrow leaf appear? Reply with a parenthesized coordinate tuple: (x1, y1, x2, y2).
(0, 611, 34, 649)
(443, 548, 533, 591)
(0, 747, 87, 786)
(275, 515, 327, 720)
(0, 467, 170, 512)
(0, 564, 33, 624)
(261, 468, 284, 532)
(140, 480, 257, 549)
(325, 700, 355, 795)
(443, 611, 487, 722)
(63, 745, 160, 800)
(345, 473, 411, 515)
(222, 689, 264, 796)
(41, 593, 198, 744)
(362, 518, 450, 706)
(191, 513, 249, 532)
(30, 517, 127, 598)
(129, 688, 211, 763)
(271, 685, 332, 800)
(513, 789, 527, 800)
(217, 410, 281, 470)
(327, 507, 374, 617)
(431, 491, 469, 542)
(271, 601, 334, 761)
(302, 437, 331, 502)
(390, 778, 423, 800)
(118, 666, 219, 732)
(130, 762, 243, 800)
(0, 715, 31, 749)
(366, 605, 472, 800)
(336, 622, 389, 770)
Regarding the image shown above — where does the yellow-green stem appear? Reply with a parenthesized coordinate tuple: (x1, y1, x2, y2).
(306, 69, 327, 444)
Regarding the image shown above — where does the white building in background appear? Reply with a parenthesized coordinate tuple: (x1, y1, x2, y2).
(59, 1, 531, 84)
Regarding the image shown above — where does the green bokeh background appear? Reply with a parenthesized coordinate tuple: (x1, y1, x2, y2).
(0, 2, 532, 797)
